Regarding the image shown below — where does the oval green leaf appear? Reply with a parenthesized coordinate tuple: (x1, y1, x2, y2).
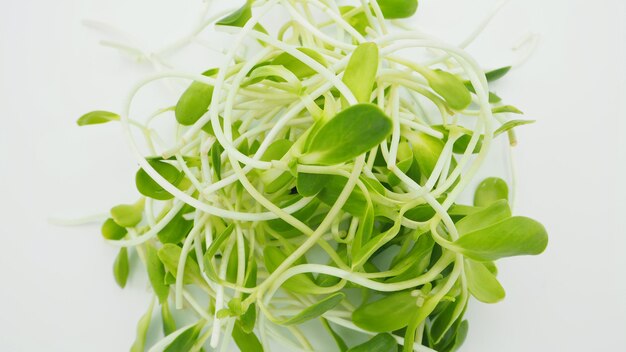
(110, 199, 144, 228)
(113, 247, 130, 288)
(347, 333, 397, 352)
(101, 218, 127, 240)
(175, 69, 217, 126)
(465, 260, 505, 303)
(145, 243, 169, 303)
(279, 292, 345, 325)
(424, 69, 471, 110)
(300, 104, 392, 165)
(76, 110, 119, 126)
(377, 0, 418, 19)
(136, 160, 183, 200)
(352, 291, 417, 332)
(454, 216, 548, 261)
(130, 299, 154, 352)
(473, 177, 509, 207)
(342, 43, 378, 104)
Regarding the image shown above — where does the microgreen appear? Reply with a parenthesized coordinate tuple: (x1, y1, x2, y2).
(76, 110, 119, 126)
(77, 1, 548, 351)
(113, 247, 130, 288)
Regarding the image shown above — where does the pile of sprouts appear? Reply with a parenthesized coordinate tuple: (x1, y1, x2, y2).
(77, 0, 548, 351)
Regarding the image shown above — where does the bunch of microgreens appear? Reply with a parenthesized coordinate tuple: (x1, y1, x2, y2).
(76, 0, 548, 351)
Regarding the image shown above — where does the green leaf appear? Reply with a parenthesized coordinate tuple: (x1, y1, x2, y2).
(315, 175, 369, 217)
(261, 139, 293, 162)
(217, 1, 252, 27)
(485, 66, 511, 82)
(429, 298, 465, 344)
(456, 199, 511, 235)
(465, 260, 505, 303)
(278, 292, 345, 325)
(342, 43, 378, 104)
(271, 48, 328, 79)
(232, 321, 264, 352)
(423, 69, 471, 110)
(158, 244, 208, 289)
(101, 218, 127, 240)
(211, 142, 224, 180)
(158, 205, 194, 244)
(130, 299, 154, 352)
(492, 105, 523, 115)
(136, 160, 183, 200)
(76, 110, 119, 126)
(145, 243, 169, 303)
(110, 199, 144, 228)
(340, 6, 369, 35)
(494, 119, 535, 137)
(352, 215, 402, 268)
(464, 82, 502, 104)
(454, 216, 548, 261)
(322, 318, 348, 352)
(352, 291, 417, 332)
(377, 0, 419, 19)
(405, 131, 445, 181)
(263, 246, 317, 294)
(296, 173, 330, 197)
(347, 333, 396, 352)
(175, 69, 217, 126)
(164, 321, 205, 352)
(113, 247, 129, 288)
(473, 177, 509, 207)
(203, 224, 235, 281)
(162, 301, 177, 336)
(300, 104, 392, 165)
(266, 197, 320, 238)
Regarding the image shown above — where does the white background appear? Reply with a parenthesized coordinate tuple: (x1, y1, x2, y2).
(1, 0, 625, 351)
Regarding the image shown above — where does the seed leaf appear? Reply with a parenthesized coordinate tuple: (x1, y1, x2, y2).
(300, 104, 392, 165)
(158, 205, 194, 244)
(424, 69, 471, 110)
(494, 119, 535, 137)
(101, 218, 127, 240)
(352, 291, 417, 332)
(271, 48, 328, 79)
(110, 199, 144, 228)
(473, 177, 509, 207)
(492, 105, 523, 115)
(405, 130, 445, 181)
(278, 292, 345, 325)
(340, 6, 369, 35)
(113, 247, 130, 288)
(485, 66, 511, 82)
(347, 333, 396, 352)
(217, 1, 252, 27)
(377, 0, 419, 19)
(263, 246, 317, 294)
(342, 43, 378, 104)
(136, 160, 183, 200)
(76, 110, 119, 126)
(129, 299, 154, 352)
(164, 320, 205, 352)
(175, 69, 217, 126)
(454, 216, 548, 261)
(145, 243, 169, 303)
(465, 260, 505, 303)
(456, 199, 511, 235)
(232, 321, 264, 352)
(158, 244, 208, 289)
(162, 301, 177, 336)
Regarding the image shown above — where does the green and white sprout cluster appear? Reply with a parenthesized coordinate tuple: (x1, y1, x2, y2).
(77, 0, 548, 351)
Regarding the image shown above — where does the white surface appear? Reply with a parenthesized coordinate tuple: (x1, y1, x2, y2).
(1, 0, 625, 351)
